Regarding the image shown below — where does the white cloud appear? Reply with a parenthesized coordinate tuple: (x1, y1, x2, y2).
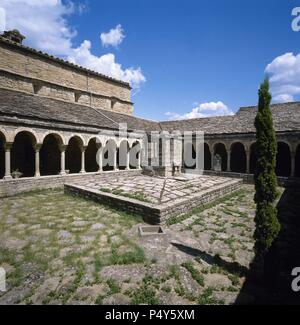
(165, 101, 233, 120)
(100, 24, 125, 48)
(68, 40, 146, 88)
(0, 1, 145, 88)
(0, 0, 76, 56)
(265, 52, 300, 102)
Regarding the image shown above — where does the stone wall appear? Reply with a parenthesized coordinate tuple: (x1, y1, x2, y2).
(0, 41, 133, 115)
(0, 170, 141, 198)
(65, 177, 242, 225)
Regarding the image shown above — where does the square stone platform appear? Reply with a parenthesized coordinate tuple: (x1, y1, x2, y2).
(64, 174, 242, 224)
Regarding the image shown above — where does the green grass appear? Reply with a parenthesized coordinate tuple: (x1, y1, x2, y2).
(182, 261, 204, 287)
(99, 187, 152, 203)
(166, 188, 247, 225)
(106, 278, 121, 295)
(198, 287, 223, 305)
(99, 187, 111, 193)
(129, 285, 160, 305)
(109, 245, 145, 265)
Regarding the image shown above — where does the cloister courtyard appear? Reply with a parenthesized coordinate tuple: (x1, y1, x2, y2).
(0, 182, 269, 305)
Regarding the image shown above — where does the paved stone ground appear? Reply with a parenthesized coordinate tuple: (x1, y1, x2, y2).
(0, 185, 261, 305)
(75, 174, 240, 204)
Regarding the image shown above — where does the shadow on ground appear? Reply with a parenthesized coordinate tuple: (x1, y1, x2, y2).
(172, 180, 300, 305)
(235, 181, 300, 305)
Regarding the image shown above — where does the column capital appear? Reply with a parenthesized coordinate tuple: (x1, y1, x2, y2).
(4, 142, 13, 151)
(79, 145, 87, 153)
(34, 144, 42, 151)
(59, 144, 67, 153)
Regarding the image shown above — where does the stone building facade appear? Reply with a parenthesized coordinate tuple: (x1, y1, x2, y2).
(0, 30, 299, 197)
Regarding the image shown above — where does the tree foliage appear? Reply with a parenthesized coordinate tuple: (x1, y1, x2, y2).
(254, 78, 280, 255)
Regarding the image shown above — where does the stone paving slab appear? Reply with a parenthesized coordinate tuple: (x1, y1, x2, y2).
(65, 174, 242, 224)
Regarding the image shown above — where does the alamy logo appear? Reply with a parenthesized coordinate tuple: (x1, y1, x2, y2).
(292, 7, 300, 32)
(0, 267, 6, 292)
(291, 267, 300, 292)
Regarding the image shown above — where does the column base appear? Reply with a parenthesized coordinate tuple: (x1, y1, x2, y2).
(80, 170, 86, 174)
(35, 173, 40, 178)
(4, 175, 12, 180)
(59, 171, 66, 176)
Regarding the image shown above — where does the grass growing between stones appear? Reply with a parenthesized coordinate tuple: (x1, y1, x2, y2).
(99, 187, 152, 203)
(166, 188, 248, 226)
(0, 184, 265, 305)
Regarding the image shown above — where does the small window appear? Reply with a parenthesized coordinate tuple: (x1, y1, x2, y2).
(111, 98, 117, 109)
(33, 83, 42, 94)
(75, 92, 81, 103)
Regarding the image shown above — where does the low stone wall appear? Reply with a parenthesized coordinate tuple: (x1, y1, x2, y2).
(185, 169, 299, 187)
(0, 170, 142, 198)
(64, 183, 161, 224)
(65, 178, 242, 225)
(159, 179, 242, 223)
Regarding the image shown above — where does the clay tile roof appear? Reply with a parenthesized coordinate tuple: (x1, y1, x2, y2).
(159, 102, 300, 134)
(0, 88, 160, 132)
(0, 88, 299, 134)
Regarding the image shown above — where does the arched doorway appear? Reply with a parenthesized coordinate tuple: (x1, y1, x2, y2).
(119, 140, 129, 170)
(249, 142, 257, 174)
(11, 131, 36, 178)
(66, 136, 83, 174)
(204, 143, 211, 170)
(230, 142, 246, 173)
(276, 142, 291, 177)
(213, 143, 227, 171)
(40, 134, 62, 176)
(0, 132, 5, 179)
(296, 144, 300, 177)
(182, 141, 196, 169)
(130, 141, 141, 169)
(103, 139, 117, 171)
(85, 138, 99, 172)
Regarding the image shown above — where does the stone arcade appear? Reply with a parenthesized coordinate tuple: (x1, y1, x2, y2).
(0, 30, 299, 206)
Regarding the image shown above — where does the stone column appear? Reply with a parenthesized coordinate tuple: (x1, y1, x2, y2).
(80, 146, 86, 173)
(113, 148, 117, 170)
(291, 150, 296, 177)
(126, 149, 130, 170)
(227, 149, 231, 172)
(59, 145, 66, 176)
(97, 146, 103, 172)
(246, 148, 251, 174)
(137, 149, 142, 169)
(34, 144, 42, 177)
(4, 143, 12, 180)
(211, 146, 215, 170)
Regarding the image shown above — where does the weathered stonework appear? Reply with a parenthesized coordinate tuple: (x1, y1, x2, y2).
(64, 175, 242, 224)
(0, 37, 133, 115)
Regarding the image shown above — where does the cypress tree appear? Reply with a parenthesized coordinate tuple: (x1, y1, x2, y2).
(254, 78, 280, 257)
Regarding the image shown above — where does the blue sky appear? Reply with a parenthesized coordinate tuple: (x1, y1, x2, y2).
(1, 0, 300, 120)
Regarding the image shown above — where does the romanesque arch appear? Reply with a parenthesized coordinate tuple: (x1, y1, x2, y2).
(295, 144, 300, 177)
(130, 141, 141, 169)
(40, 133, 62, 176)
(182, 140, 195, 169)
(11, 131, 36, 178)
(204, 143, 211, 170)
(0, 131, 5, 178)
(85, 138, 99, 172)
(103, 139, 117, 171)
(276, 142, 291, 177)
(230, 142, 246, 173)
(249, 142, 257, 174)
(66, 136, 83, 174)
(213, 143, 227, 171)
(119, 140, 129, 170)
